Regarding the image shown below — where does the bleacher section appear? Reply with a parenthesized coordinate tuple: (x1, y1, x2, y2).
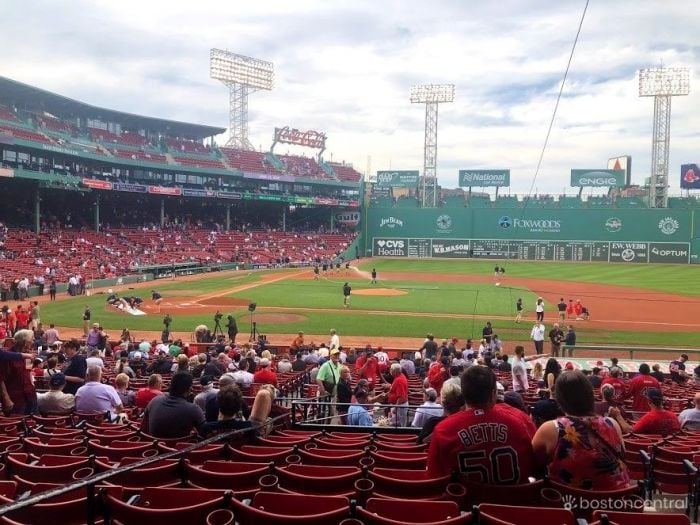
(114, 149, 168, 164)
(220, 148, 281, 175)
(173, 156, 226, 170)
(89, 128, 148, 147)
(0, 227, 356, 283)
(0, 124, 53, 144)
(165, 137, 210, 155)
(328, 162, 362, 182)
(277, 154, 330, 180)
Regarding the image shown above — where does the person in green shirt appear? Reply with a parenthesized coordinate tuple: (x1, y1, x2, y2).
(168, 339, 182, 357)
(316, 348, 341, 416)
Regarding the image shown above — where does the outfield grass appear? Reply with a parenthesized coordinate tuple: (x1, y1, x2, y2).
(38, 261, 700, 347)
(358, 259, 700, 297)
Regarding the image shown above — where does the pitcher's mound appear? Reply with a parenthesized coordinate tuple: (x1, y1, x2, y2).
(354, 288, 407, 296)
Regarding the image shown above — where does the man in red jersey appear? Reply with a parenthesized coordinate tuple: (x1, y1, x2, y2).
(355, 347, 379, 389)
(626, 363, 660, 412)
(610, 388, 680, 435)
(427, 366, 536, 481)
(600, 367, 626, 404)
(381, 363, 408, 426)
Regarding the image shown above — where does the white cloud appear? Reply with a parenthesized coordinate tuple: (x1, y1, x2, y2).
(0, 0, 698, 194)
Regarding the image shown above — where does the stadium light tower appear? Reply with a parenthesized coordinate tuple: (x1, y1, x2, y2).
(410, 84, 455, 207)
(639, 66, 690, 208)
(210, 49, 274, 149)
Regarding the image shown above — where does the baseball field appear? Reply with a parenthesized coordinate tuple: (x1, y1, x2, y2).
(39, 259, 700, 348)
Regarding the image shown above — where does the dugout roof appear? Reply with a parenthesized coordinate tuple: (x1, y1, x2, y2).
(0, 75, 225, 139)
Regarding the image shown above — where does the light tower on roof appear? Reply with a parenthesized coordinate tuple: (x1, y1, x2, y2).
(638, 66, 690, 208)
(210, 49, 274, 149)
(410, 84, 455, 208)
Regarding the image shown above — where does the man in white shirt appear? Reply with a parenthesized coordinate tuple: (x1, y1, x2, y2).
(44, 324, 60, 346)
(193, 375, 218, 412)
(530, 321, 546, 355)
(678, 393, 700, 431)
(511, 345, 529, 393)
(75, 366, 124, 419)
(37, 373, 75, 415)
(329, 329, 340, 351)
(86, 349, 105, 369)
(230, 359, 254, 387)
(411, 388, 443, 428)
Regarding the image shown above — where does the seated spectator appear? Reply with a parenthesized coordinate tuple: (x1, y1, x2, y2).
(199, 384, 273, 438)
(588, 367, 603, 388)
(75, 366, 124, 420)
(172, 353, 190, 374)
(115, 352, 135, 379)
(204, 353, 227, 377)
(427, 366, 536, 480)
(532, 370, 630, 490)
(37, 373, 75, 415)
(230, 358, 254, 387)
(594, 384, 628, 420)
(669, 354, 689, 384)
(291, 352, 307, 372)
(418, 382, 465, 445)
(146, 350, 173, 375)
(142, 372, 205, 438)
(43, 356, 60, 380)
(411, 388, 443, 428)
(497, 354, 512, 372)
(194, 375, 218, 412)
(610, 388, 680, 435)
(347, 384, 373, 426)
(253, 358, 278, 387)
(600, 366, 626, 405)
(191, 353, 207, 378)
(114, 373, 135, 407)
(678, 393, 700, 431)
(86, 348, 105, 369)
(277, 355, 292, 373)
(31, 358, 44, 378)
(627, 363, 660, 412)
(650, 364, 665, 383)
(205, 374, 249, 421)
(531, 389, 563, 427)
(134, 374, 164, 409)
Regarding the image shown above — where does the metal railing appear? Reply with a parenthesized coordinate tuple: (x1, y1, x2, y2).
(290, 399, 426, 431)
(562, 344, 700, 359)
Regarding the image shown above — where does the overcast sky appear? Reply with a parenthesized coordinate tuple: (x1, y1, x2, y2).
(2, 0, 698, 193)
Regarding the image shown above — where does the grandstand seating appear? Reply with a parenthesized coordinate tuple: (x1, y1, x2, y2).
(89, 128, 148, 147)
(220, 148, 281, 174)
(328, 162, 362, 182)
(0, 106, 20, 123)
(277, 154, 330, 180)
(173, 156, 226, 170)
(114, 149, 168, 164)
(35, 116, 75, 135)
(0, 124, 53, 144)
(0, 227, 356, 283)
(165, 137, 210, 155)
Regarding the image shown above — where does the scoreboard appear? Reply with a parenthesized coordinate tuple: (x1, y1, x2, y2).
(373, 238, 689, 264)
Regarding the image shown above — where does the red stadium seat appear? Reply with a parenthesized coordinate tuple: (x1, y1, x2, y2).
(228, 491, 350, 525)
(275, 464, 362, 496)
(356, 497, 473, 524)
(367, 468, 452, 500)
(101, 486, 233, 525)
(477, 504, 574, 525)
(5, 453, 97, 485)
(184, 460, 273, 498)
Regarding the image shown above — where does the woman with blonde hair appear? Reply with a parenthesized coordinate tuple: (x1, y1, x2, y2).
(114, 373, 135, 407)
(172, 353, 190, 373)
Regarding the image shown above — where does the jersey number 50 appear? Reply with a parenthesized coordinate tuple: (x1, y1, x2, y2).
(458, 446, 520, 484)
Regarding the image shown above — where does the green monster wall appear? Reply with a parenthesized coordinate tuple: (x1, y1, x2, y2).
(363, 207, 697, 263)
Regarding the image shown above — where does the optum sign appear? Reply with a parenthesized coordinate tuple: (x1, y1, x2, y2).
(571, 169, 625, 187)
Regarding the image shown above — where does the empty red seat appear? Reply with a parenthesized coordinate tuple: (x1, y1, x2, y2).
(102, 486, 233, 525)
(477, 504, 574, 525)
(184, 460, 272, 498)
(229, 491, 349, 525)
(357, 497, 472, 524)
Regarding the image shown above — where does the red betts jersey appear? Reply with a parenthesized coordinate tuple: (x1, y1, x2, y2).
(427, 403, 536, 482)
(601, 377, 626, 404)
(627, 374, 660, 412)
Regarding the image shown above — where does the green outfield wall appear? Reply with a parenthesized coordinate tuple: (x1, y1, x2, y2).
(363, 207, 698, 264)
